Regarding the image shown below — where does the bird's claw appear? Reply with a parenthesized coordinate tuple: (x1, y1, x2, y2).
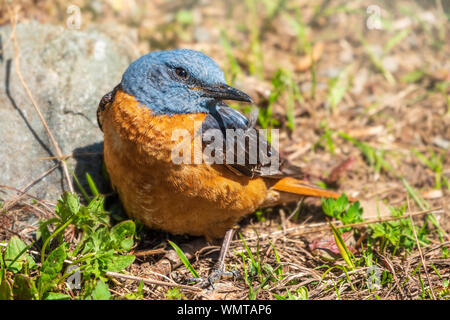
(185, 277, 203, 283)
(185, 269, 241, 289)
(200, 268, 242, 289)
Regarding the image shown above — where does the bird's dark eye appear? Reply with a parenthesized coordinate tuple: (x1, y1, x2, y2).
(174, 67, 188, 79)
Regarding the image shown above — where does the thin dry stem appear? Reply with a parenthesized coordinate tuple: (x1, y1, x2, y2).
(407, 197, 437, 300)
(7, 5, 74, 193)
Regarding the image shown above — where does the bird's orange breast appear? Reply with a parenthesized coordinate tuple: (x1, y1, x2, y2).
(102, 90, 269, 239)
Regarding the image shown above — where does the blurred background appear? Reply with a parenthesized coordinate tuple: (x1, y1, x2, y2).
(1, 0, 448, 203)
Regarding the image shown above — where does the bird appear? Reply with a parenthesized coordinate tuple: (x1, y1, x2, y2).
(97, 49, 352, 284)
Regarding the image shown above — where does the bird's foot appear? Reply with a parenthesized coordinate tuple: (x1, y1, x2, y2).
(185, 229, 240, 290)
(185, 269, 241, 289)
(200, 268, 242, 289)
(185, 277, 201, 282)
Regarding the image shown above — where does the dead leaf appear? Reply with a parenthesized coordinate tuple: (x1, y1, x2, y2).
(422, 189, 443, 199)
(325, 156, 356, 185)
(309, 232, 356, 260)
(295, 42, 324, 72)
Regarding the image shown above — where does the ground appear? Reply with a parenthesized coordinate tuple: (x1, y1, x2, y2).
(0, 0, 449, 300)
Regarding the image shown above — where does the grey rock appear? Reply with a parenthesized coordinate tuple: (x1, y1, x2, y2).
(0, 21, 139, 201)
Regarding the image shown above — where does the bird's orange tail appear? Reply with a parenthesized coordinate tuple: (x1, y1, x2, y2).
(271, 177, 355, 201)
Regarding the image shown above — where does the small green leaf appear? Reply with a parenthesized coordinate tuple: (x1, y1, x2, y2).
(56, 192, 81, 221)
(441, 246, 449, 259)
(43, 292, 71, 300)
(125, 280, 145, 300)
(87, 196, 106, 217)
(321, 197, 335, 217)
(335, 194, 349, 215)
(165, 287, 185, 300)
(38, 244, 67, 297)
(111, 220, 135, 251)
(91, 280, 111, 300)
(106, 254, 135, 272)
(4, 236, 30, 273)
(65, 193, 81, 214)
(342, 201, 363, 225)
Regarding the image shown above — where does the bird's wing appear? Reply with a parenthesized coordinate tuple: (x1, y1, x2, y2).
(200, 102, 301, 178)
(97, 84, 121, 131)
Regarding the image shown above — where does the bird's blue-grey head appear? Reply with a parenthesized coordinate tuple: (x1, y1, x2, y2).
(121, 49, 253, 115)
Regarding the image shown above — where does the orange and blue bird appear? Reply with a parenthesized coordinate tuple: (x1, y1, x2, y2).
(97, 49, 349, 283)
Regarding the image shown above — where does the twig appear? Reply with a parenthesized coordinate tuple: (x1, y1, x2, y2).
(0, 184, 55, 212)
(416, 241, 450, 258)
(37, 152, 103, 161)
(144, 269, 177, 284)
(105, 271, 201, 292)
(2, 164, 59, 212)
(287, 198, 304, 221)
(407, 197, 437, 300)
(133, 248, 166, 257)
(375, 250, 406, 299)
(7, 5, 74, 193)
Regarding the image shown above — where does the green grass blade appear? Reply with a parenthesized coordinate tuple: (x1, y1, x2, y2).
(168, 241, 199, 279)
(86, 173, 99, 197)
(330, 223, 355, 270)
(383, 29, 410, 54)
(69, 167, 91, 202)
(401, 178, 429, 210)
(238, 233, 258, 271)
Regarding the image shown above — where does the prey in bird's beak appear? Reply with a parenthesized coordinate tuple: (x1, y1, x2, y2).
(199, 84, 253, 103)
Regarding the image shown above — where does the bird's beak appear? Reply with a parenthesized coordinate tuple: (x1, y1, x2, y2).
(200, 84, 253, 103)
